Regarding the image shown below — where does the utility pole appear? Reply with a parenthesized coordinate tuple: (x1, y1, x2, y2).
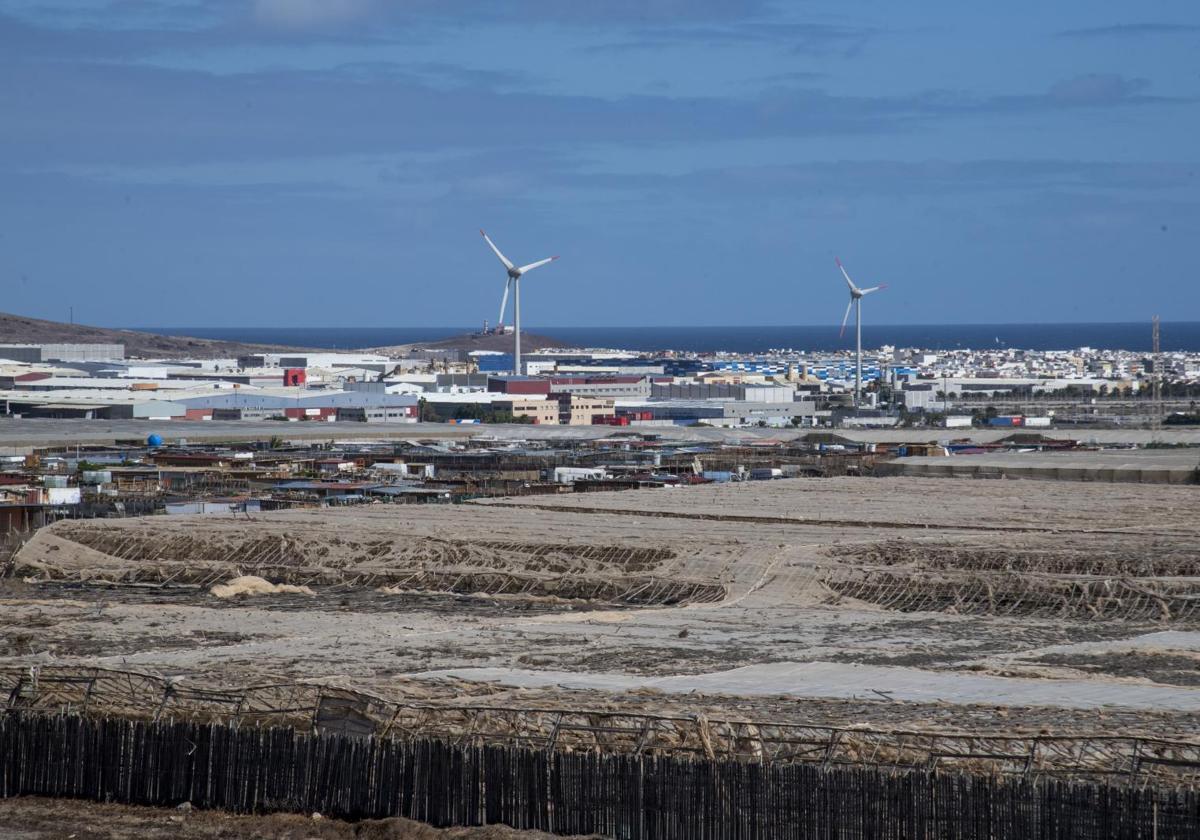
(1152, 315, 1162, 432)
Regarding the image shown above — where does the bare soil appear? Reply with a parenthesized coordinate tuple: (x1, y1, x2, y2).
(0, 797, 589, 839)
(1032, 651, 1200, 686)
(3, 477, 1199, 758)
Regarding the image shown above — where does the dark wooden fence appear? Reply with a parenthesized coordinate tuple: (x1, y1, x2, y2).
(2, 714, 1197, 839)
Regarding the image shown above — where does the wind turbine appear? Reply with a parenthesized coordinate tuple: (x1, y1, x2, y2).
(481, 230, 558, 375)
(836, 257, 886, 408)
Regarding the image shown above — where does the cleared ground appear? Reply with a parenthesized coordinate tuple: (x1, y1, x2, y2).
(0, 798, 589, 839)
(3, 477, 1200, 776)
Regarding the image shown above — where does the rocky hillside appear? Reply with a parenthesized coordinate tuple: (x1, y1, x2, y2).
(0, 311, 305, 359)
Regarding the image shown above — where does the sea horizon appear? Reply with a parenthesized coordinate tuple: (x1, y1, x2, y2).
(136, 322, 1200, 354)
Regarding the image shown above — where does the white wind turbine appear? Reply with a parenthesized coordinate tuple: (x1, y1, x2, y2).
(481, 230, 559, 375)
(836, 257, 887, 408)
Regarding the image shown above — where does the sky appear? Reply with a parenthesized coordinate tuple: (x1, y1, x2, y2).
(2, 0, 1199, 328)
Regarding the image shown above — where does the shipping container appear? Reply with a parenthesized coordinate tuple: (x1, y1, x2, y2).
(987, 415, 1024, 427)
(1024, 416, 1052, 427)
(943, 416, 973, 428)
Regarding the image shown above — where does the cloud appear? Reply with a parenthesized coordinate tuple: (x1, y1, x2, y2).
(1057, 23, 1200, 39)
(920, 73, 1179, 116)
(253, 0, 374, 29)
(586, 160, 1200, 201)
(1045, 74, 1153, 107)
(0, 57, 1183, 170)
(0, 7, 397, 58)
(0, 11, 157, 57)
(4, 1, 220, 31)
(419, 0, 771, 25)
(744, 70, 827, 86)
(588, 21, 871, 55)
(2, 1, 775, 57)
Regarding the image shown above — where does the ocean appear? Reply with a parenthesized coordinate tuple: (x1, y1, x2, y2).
(142, 323, 1200, 354)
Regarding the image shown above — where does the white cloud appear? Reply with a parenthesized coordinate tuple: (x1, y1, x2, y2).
(253, 0, 373, 28)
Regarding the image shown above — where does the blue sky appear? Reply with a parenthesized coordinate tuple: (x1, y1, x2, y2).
(2, 1, 1198, 328)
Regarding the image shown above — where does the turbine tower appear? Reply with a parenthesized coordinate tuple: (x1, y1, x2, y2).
(836, 257, 886, 408)
(481, 230, 558, 375)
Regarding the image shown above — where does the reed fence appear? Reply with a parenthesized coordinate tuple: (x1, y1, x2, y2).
(2, 713, 1198, 838)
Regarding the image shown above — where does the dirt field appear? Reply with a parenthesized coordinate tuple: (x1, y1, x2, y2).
(0, 798, 592, 839)
(3, 477, 1200, 774)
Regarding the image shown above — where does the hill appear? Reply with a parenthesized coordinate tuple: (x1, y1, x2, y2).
(367, 330, 567, 355)
(0, 313, 569, 360)
(0, 311, 307, 359)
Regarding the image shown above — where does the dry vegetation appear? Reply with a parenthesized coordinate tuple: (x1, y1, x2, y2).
(3, 477, 1199, 780)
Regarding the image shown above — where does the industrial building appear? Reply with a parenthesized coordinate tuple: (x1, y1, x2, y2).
(492, 398, 559, 424)
(554, 394, 617, 425)
(651, 383, 797, 403)
(175, 392, 419, 422)
(0, 343, 125, 363)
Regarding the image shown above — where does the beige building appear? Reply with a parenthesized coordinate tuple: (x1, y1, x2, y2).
(494, 398, 560, 425)
(696, 371, 773, 385)
(556, 395, 615, 426)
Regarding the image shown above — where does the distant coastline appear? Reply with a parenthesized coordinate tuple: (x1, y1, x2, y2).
(139, 323, 1200, 354)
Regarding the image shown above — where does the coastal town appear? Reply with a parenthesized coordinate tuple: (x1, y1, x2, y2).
(1, 328, 1197, 543)
(2, 333, 1197, 430)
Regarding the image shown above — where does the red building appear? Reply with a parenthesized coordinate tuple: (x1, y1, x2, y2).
(487, 375, 551, 395)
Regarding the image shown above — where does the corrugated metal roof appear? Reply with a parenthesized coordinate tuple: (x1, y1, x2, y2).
(176, 391, 419, 410)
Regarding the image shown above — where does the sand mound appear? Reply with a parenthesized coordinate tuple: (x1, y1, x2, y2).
(210, 576, 314, 599)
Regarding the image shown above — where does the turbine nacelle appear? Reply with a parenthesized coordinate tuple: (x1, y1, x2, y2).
(481, 229, 558, 279)
(836, 256, 885, 300)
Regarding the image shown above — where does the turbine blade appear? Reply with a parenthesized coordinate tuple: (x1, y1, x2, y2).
(480, 229, 514, 270)
(835, 257, 859, 295)
(517, 255, 559, 274)
(497, 278, 512, 327)
(859, 284, 887, 295)
(839, 298, 853, 338)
